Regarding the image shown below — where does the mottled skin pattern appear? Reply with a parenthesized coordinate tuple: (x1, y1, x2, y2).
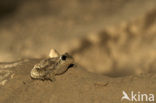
(30, 53, 74, 81)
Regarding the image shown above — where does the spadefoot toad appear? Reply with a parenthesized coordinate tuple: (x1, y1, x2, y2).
(30, 52, 74, 81)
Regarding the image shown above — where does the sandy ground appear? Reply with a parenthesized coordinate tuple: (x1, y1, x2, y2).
(0, 59, 156, 103)
(0, 0, 156, 103)
(0, 0, 156, 60)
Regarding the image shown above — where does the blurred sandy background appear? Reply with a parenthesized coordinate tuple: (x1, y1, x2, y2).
(0, 0, 156, 77)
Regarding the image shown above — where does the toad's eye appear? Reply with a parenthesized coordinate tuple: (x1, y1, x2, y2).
(35, 68, 40, 71)
(61, 55, 67, 60)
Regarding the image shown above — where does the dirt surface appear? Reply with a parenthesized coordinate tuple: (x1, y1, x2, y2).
(0, 0, 156, 61)
(0, 0, 156, 103)
(0, 59, 156, 103)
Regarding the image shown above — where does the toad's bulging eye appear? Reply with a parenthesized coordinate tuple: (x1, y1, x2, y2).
(61, 55, 67, 60)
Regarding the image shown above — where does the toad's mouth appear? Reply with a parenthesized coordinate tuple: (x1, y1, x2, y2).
(55, 64, 75, 75)
(67, 64, 74, 69)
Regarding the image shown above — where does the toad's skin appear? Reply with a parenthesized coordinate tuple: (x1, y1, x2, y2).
(30, 53, 74, 81)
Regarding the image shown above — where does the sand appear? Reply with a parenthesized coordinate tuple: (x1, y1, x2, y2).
(0, 59, 156, 103)
(0, 0, 156, 103)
